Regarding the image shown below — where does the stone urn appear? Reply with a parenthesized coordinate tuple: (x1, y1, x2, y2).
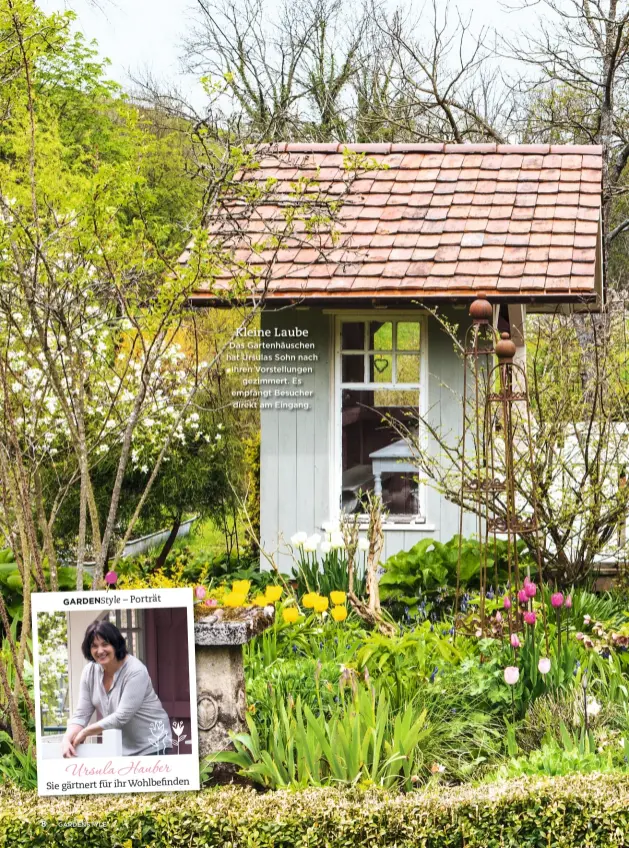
(194, 605, 274, 762)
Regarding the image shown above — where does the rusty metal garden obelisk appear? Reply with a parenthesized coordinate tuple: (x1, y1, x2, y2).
(455, 294, 548, 647)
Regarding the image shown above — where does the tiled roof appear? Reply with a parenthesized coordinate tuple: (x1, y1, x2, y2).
(187, 142, 602, 301)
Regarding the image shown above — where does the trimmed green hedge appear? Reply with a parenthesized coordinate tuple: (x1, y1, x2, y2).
(1, 775, 629, 847)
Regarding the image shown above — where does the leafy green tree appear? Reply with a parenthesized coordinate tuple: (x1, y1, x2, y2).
(0, 0, 356, 751)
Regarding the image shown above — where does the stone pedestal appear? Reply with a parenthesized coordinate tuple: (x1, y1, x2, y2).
(194, 606, 274, 760)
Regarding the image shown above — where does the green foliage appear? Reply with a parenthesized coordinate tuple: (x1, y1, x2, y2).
(7, 778, 629, 847)
(207, 685, 463, 790)
(244, 610, 367, 670)
(567, 589, 626, 628)
(0, 732, 37, 791)
(295, 548, 367, 598)
(379, 535, 532, 615)
(0, 549, 87, 620)
(355, 623, 462, 707)
(120, 545, 260, 587)
(489, 722, 623, 780)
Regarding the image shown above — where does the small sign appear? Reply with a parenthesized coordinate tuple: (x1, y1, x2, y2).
(32, 588, 199, 796)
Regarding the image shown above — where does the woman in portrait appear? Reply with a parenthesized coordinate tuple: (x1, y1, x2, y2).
(62, 619, 172, 758)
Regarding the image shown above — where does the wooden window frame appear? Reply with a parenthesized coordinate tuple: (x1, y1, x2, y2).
(330, 310, 429, 528)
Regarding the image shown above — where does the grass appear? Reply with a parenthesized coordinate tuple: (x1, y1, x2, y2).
(170, 516, 250, 559)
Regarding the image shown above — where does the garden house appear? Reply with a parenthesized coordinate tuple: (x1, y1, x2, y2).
(188, 142, 603, 571)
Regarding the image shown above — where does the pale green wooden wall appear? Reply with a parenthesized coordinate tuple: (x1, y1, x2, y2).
(259, 306, 477, 572)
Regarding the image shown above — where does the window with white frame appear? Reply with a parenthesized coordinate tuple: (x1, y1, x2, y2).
(107, 608, 145, 662)
(337, 317, 424, 523)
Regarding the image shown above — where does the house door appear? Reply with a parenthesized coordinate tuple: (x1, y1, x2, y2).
(144, 608, 192, 754)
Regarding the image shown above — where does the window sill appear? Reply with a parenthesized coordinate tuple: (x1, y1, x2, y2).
(321, 521, 436, 533)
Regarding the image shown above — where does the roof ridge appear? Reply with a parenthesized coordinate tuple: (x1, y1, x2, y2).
(261, 142, 602, 155)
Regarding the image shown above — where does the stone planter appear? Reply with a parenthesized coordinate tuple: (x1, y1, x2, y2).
(194, 606, 274, 762)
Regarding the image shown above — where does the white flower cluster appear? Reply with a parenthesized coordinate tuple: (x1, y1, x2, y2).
(1, 302, 222, 472)
(290, 523, 370, 555)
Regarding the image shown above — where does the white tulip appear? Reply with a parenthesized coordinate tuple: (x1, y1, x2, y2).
(290, 532, 308, 547)
(357, 537, 370, 552)
(303, 534, 320, 552)
(330, 531, 345, 550)
(321, 521, 338, 534)
(320, 540, 332, 555)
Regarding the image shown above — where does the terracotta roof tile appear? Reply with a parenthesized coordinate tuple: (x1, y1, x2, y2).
(572, 262, 595, 276)
(486, 220, 510, 234)
(527, 247, 550, 261)
(435, 245, 461, 261)
(191, 143, 602, 300)
(390, 248, 414, 261)
(408, 261, 433, 276)
(548, 261, 573, 276)
(480, 246, 505, 260)
(459, 248, 482, 260)
(504, 246, 528, 262)
(431, 262, 459, 276)
(485, 233, 507, 245)
(412, 248, 437, 260)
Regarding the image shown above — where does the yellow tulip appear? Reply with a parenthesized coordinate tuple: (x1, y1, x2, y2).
(330, 591, 346, 606)
(331, 606, 347, 622)
(283, 607, 299, 623)
(232, 580, 251, 595)
(223, 592, 247, 608)
(252, 595, 267, 607)
(265, 585, 283, 602)
(302, 592, 317, 609)
(313, 596, 329, 613)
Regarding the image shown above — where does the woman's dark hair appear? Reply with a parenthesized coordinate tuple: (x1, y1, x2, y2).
(82, 620, 127, 661)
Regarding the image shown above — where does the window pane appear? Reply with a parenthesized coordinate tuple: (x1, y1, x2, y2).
(341, 322, 364, 350)
(397, 322, 421, 351)
(374, 388, 418, 407)
(341, 388, 419, 516)
(397, 354, 420, 383)
(369, 354, 392, 383)
(369, 321, 392, 350)
(342, 354, 364, 382)
(381, 472, 421, 516)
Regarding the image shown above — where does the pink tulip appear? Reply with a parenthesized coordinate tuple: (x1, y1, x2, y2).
(510, 633, 521, 648)
(538, 657, 551, 675)
(518, 589, 528, 604)
(105, 571, 117, 585)
(504, 666, 520, 685)
(564, 595, 572, 609)
(551, 592, 564, 608)
(195, 585, 207, 600)
(495, 611, 503, 623)
(205, 598, 218, 607)
(584, 614, 591, 626)
(524, 611, 536, 626)
(576, 632, 584, 641)
(525, 582, 537, 598)
(503, 596, 512, 610)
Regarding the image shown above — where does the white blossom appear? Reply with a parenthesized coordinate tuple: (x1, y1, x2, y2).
(330, 531, 345, 550)
(303, 534, 320, 552)
(290, 532, 308, 547)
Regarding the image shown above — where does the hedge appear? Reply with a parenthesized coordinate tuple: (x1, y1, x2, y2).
(1, 775, 629, 847)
